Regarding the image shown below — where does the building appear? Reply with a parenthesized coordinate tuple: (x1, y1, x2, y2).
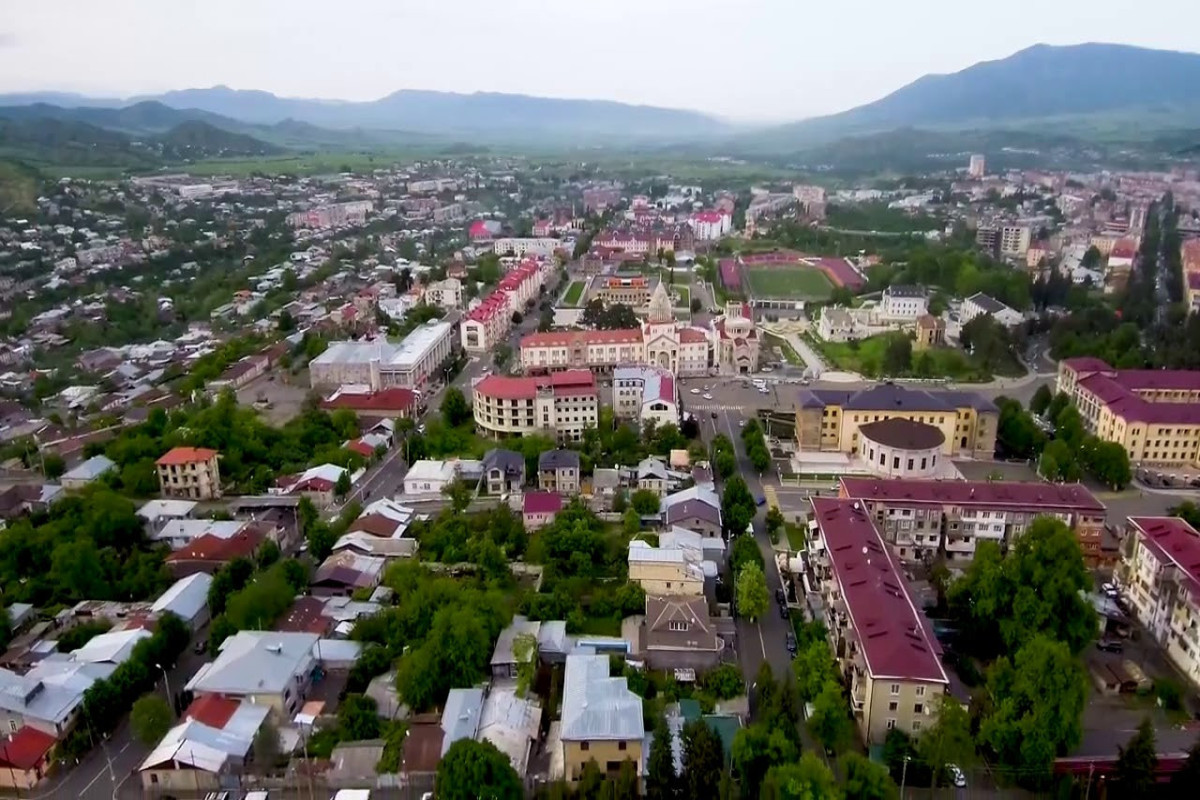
(150, 573, 214, 631)
(806, 498, 948, 744)
(473, 371, 599, 443)
(492, 238, 561, 258)
(312, 551, 386, 596)
(274, 464, 355, 508)
(838, 476, 1107, 564)
(138, 697, 271, 795)
(523, 491, 563, 531)
(628, 539, 705, 596)
(538, 450, 581, 493)
(661, 486, 723, 538)
(1116, 517, 1200, 690)
(794, 384, 997, 460)
(560, 654, 644, 782)
(880, 286, 928, 321)
(857, 419, 947, 479)
(914, 314, 946, 350)
(461, 292, 513, 353)
(612, 366, 679, 427)
(960, 293, 1024, 328)
(711, 302, 759, 375)
(286, 200, 373, 229)
(320, 386, 417, 418)
(639, 595, 723, 671)
(424, 278, 464, 310)
(0, 726, 56, 791)
(482, 448, 525, 495)
(593, 274, 655, 309)
(402, 460, 460, 496)
(155, 447, 222, 501)
(185, 632, 324, 719)
(309, 321, 455, 391)
(975, 226, 999, 255)
(817, 307, 856, 342)
(60, 454, 116, 490)
(1057, 358, 1200, 468)
(968, 154, 986, 178)
(689, 210, 732, 241)
(1000, 225, 1032, 258)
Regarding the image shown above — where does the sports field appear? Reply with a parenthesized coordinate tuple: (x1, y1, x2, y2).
(744, 266, 834, 300)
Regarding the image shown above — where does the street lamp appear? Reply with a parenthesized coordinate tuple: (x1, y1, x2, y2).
(155, 663, 172, 712)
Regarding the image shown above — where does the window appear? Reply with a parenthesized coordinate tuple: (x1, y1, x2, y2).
(581, 742, 590, 752)
(914, 703, 924, 714)
(886, 719, 896, 730)
(890, 683, 900, 695)
(912, 720, 923, 732)
(888, 701, 898, 712)
(618, 741, 627, 751)
(915, 685, 926, 697)
(669, 620, 689, 632)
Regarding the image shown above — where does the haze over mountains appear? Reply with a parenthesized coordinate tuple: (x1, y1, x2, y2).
(1, 42, 1198, 158)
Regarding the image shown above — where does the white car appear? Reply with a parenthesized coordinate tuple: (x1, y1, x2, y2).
(690, 388, 700, 395)
(945, 764, 966, 788)
(759, 387, 770, 394)
(703, 393, 713, 400)
(1102, 582, 1119, 598)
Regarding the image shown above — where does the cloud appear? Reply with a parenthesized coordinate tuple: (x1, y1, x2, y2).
(0, 33, 16, 48)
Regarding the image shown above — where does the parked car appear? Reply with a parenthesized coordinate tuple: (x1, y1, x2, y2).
(775, 588, 787, 605)
(785, 632, 797, 655)
(1097, 639, 1124, 653)
(193, 639, 207, 654)
(945, 764, 967, 788)
(1102, 582, 1119, 598)
(756, 495, 767, 506)
(779, 604, 790, 619)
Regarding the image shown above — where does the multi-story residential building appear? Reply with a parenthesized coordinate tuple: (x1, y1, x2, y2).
(806, 498, 949, 744)
(521, 328, 645, 374)
(1116, 517, 1200, 690)
(592, 274, 655, 309)
(794, 383, 998, 460)
(999, 225, 1032, 258)
(492, 238, 561, 258)
(559, 654, 644, 782)
(309, 321, 455, 391)
(689, 210, 732, 241)
(461, 292, 512, 353)
(285, 200, 373, 229)
(155, 447, 222, 501)
(1057, 358, 1200, 467)
(975, 226, 999, 255)
(879, 285, 928, 320)
(473, 371, 599, 443)
(837, 476, 1107, 564)
(423, 278, 463, 310)
(968, 154, 986, 178)
(612, 366, 679, 427)
(538, 449, 581, 493)
(627, 540, 704, 596)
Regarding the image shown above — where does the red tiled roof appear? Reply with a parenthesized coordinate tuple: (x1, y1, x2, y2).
(524, 491, 563, 515)
(1128, 517, 1200, 602)
(183, 695, 240, 729)
(346, 440, 375, 458)
(476, 370, 595, 402)
(1061, 356, 1113, 373)
(0, 727, 56, 770)
(165, 528, 265, 564)
(811, 498, 947, 683)
(349, 513, 403, 537)
(275, 596, 333, 635)
(679, 327, 708, 344)
(156, 446, 218, 466)
(1076, 372, 1200, 425)
(838, 477, 1105, 513)
(1110, 238, 1138, 259)
(520, 328, 643, 348)
(322, 387, 416, 413)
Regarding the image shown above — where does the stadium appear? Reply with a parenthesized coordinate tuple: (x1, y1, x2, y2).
(719, 250, 866, 311)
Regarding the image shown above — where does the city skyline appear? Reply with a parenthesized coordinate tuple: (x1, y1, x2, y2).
(2, 0, 1199, 122)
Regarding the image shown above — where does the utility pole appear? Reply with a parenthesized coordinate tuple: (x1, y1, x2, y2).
(899, 755, 911, 800)
(1083, 763, 1095, 800)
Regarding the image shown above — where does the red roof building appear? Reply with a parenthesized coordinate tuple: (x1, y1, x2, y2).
(183, 695, 241, 729)
(320, 386, 417, 417)
(164, 527, 266, 577)
(156, 447, 219, 466)
(0, 727, 56, 789)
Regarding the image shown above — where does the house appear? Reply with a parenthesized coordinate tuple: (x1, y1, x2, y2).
(320, 386, 417, 419)
(661, 486, 723, 538)
(0, 727, 57, 790)
(880, 285, 929, 321)
(311, 552, 386, 597)
(150, 573, 214, 631)
(482, 448, 525, 496)
(70, 629, 153, 666)
(960, 292, 1024, 328)
(914, 314, 946, 350)
(477, 686, 541, 778)
(163, 525, 266, 578)
(490, 616, 542, 681)
(275, 463, 355, 507)
(538, 450, 580, 494)
(333, 498, 420, 559)
(136, 499, 198, 535)
(441, 687, 484, 756)
(590, 468, 622, 510)
(636, 457, 686, 496)
(59, 454, 116, 489)
(628, 540, 705, 597)
(560, 654, 644, 782)
(185, 632, 322, 719)
(818, 307, 856, 342)
(155, 447, 222, 500)
(639, 595, 724, 671)
(138, 696, 271, 796)
(0, 658, 114, 737)
(523, 492, 563, 531)
(402, 459, 459, 496)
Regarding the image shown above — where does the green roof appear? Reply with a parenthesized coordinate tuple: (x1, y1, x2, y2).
(678, 699, 702, 722)
(704, 715, 741, 762)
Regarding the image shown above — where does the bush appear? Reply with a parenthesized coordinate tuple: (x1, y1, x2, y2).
(701, 664, 745, 700)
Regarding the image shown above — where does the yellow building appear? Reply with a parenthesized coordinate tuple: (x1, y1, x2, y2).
(806, 498, 949, 744)
(913, 314, 946, 351)
(627, 540, 704, 596)
(794, 384, 997, 460)
(1057, 358, 1200, 467)
(560, 654, 644, 782)
(1116, 517, 1200, 691)
(155, 447, 222, 500)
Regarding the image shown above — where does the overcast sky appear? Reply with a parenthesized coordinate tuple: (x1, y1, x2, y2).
(2, 0, 1198, 122)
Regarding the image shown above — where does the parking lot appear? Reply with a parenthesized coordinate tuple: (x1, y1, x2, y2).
(236, 370, 312, 425)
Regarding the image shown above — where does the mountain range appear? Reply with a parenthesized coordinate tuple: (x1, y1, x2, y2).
(0, 42, 1198, 165)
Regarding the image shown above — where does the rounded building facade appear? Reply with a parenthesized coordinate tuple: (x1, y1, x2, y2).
(859, 418, 945, 478)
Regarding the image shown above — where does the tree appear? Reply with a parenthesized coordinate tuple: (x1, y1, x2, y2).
(1046, 391, 1070, 423)
(761, 755, 839, 800)
(749, 442, 771, 473)
(882, 335, 912, 375)
(307, 520, 336, 562)
(701, 663, 745, 700)
(511, 311, 523, 324)
(1170, 734, 1200, 798)
(297, 496, 318, 536)
(1087, 439, 1132, 490)
(732, 723, 798, 799)
(730, 534, 764, 574)
(792, 639, 838, 704)
(513, 633, 537, 697)
(682, 720, 725, 800)
(334, 470, 351, 499)
(277, 309, 295, 332)
(765, 507, 785, 538)
(631, 488, 662, 516)
(722, 475, 756, 537)
(253, 717, 282, 766)
(918, 694, 975, 786)
(829, 286, 855, 306)
(130, 694, 172, 746)
(581, 299, 640, 330)
(623, 507, 641, 536)
(436, 739, 524, 800)
(1113, 718, 1157, 799)
(338, 694, 382, 740)
(843, 752, 899, 800)
(42, 452, 66, 479)
(1030, 385, 1053, 416)
(979, 636, 1088, 780)
(1081, 245, 1102, 270)
(441, 387, 472, 427)
(1169, 501, 1200, 530)
(691, 297, 702, 313)
(808, 679, 853, 753)
(736, 561, 769, 621)
(442, 478, 473, 513)
(646, 714, 679, 800)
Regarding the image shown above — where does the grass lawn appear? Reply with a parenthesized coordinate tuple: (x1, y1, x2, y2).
(763, 333, 805, 366)
(809, 332, 1020, 381)
(745, 266, 834, 301)
(562, 281, 585, 306)
(673, 285, 691, 308)
(785, 523, 806, 551)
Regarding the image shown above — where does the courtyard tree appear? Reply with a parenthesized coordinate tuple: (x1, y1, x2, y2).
(843, 752, 899, 800)
(631, 488, 662, 516)
(736, 561, 769, 621)
(761, 754, 839, 800)
(1113, 718, 1157, 799)
(436, 739, 524, 800)
(130, 694, 172, 746)
(441, 387, 472, 427)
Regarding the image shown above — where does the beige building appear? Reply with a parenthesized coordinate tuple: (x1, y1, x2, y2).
(560, 654, 644, 782)
(1057, 357, 1200, 468)
(592, 274, 655, 308)
(423, 277, 463, 310)
(473, 371, 598, 443)
(1116, 517, 1200, 690)
(794, 384, 997, 460)
(184, 631, 319, 720)
(806, 498, 949, 744)
(156, 447, 222, 500)
(913, 314, 945, 350)
(628, 540, 704, 596)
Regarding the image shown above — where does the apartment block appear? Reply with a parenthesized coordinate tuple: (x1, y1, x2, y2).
(1116, 517, 1200, 690)
(806, 498, 949, 745)
(155, 447, 222, 501)
(472, 370, 598, 443)
(837, 477, 1107, 564)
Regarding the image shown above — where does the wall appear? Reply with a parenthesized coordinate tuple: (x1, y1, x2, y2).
(563, 740, 643, 782)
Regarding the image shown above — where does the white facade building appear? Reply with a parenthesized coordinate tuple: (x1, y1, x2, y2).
(879, 286, 928, 321)
(309, 321, 455, 391)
